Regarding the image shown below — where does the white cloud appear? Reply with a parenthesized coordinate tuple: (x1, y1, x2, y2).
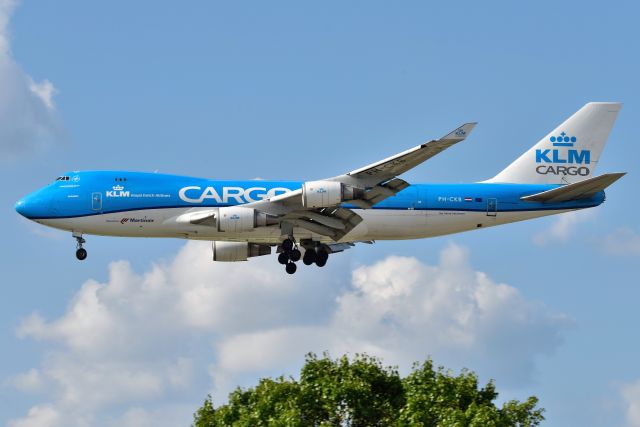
(8, 404, 60, 427)
(533, 209, 595, 245)
(621, 379, 640, 427)
(0, 0, 62, 162)
(7, 368, 46, 394)
(9, 241, 569, 426)
(211, 245, 570, 388)
(604, 228, 640, 256)
(28, 78, 56, 110)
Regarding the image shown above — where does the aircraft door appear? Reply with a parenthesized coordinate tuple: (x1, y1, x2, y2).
(92, 192, 102, 211)
(486, 198, 497, 216)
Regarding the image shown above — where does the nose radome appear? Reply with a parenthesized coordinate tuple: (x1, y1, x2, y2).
(16, 189, 55, 219)
(15, 197, 30, 218)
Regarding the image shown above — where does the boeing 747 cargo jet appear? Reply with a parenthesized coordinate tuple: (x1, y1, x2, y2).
(15, 102, 624, 274)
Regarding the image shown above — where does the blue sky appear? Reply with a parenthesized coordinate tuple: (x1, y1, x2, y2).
(1, 0, 639, 425)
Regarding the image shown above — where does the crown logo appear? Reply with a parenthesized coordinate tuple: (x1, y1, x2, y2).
(113, 185, 124, 191)
(550, 131, 576, 147)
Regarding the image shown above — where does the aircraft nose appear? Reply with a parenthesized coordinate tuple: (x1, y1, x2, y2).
(15, 196, 33, 218)
(15, 191, 50, 219)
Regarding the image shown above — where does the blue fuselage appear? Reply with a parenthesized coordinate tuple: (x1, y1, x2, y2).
(15, 171, 604, 221)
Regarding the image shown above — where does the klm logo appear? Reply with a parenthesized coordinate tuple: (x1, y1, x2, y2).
(535, 132, 591, 176)
(106, 185, 131, 198)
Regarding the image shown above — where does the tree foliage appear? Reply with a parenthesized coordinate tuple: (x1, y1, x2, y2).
(193, 353, 544, 427)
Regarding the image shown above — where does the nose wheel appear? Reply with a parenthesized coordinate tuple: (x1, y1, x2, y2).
(76, 248, 87, 260)
(73, 233, 87, 261)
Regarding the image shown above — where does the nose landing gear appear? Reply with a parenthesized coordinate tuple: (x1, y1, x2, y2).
(73, 232, 87, 261)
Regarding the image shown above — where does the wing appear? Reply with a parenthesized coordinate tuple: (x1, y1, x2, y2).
(338, 122, 478, 188)
(243, 122, 477, 240)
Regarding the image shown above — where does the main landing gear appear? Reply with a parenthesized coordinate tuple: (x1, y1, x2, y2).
(278, 238, 299, 274)
(278, 238, 329, 274)
(73, 232, 87, 261)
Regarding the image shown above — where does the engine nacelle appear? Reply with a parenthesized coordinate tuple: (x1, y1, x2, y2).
(301, 180, 363, 208)
(217, 207, 278, 232)
(212, 241, 271, 262)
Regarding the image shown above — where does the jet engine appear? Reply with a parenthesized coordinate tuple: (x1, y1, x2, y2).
(212, 241, 271, 262)
(301, 180, 364, 208)
(217, 206, 279, 232)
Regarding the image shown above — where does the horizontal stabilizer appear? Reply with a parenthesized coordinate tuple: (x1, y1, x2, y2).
(521, 173, 626, 203)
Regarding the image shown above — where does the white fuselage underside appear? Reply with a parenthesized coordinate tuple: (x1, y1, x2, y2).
(34, 207, 573, 244)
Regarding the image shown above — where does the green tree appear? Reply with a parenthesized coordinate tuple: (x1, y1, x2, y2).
(193, 353, 544, 427)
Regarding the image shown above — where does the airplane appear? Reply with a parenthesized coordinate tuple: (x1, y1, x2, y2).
(15, 102, 625, 274)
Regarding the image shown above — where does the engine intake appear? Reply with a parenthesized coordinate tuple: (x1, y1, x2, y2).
(212, 241, 271, 262)
(301, 180, 363, 208)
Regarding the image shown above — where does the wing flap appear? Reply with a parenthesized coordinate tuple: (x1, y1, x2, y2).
(521, 173, 626, 203)
(285, 207, 363, 241)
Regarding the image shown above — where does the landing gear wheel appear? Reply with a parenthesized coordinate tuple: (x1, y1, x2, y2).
(76, 248, 88, 261)
(285, 262, 297, 275)
(290, 248, 301, 262)
(282, 238, 294, 253)
(73, 233, 87, 261)
(302, 249, 316, 265)
(315, 250, 328, 267)
(278, 252, 289, 265)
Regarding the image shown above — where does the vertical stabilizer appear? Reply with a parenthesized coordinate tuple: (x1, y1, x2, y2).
(487, 102, 622, 184)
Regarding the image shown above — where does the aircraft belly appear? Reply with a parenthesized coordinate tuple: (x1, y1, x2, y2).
(37, 206, 578, 244)
(356, 209, 428, 240)
(38, 209, 184, 238)
(422, 208, 575, 238)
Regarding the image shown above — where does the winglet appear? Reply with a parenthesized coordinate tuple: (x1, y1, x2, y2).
(440, 122, 478, 142)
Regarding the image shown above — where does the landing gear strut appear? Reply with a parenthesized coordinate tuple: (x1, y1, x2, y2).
(282, 238, 294, 253)
(73, 233, 87, 261)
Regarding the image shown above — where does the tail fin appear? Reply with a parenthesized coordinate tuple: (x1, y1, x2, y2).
(488, 102, 622, 184)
